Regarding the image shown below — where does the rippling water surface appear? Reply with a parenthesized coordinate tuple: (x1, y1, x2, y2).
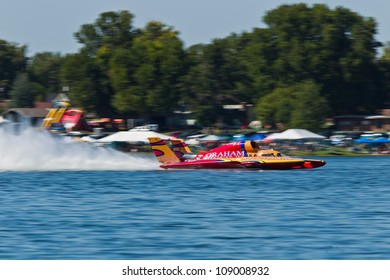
(1, 155, 390, 260)
(1, 126, 390, 259)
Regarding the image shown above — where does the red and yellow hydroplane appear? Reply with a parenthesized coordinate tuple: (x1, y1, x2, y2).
(148, 137, 326, 170)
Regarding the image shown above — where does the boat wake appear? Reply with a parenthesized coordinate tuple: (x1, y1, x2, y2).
(0, 126, 159, 171)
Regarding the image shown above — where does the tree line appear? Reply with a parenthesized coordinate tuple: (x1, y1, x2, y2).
(1, 4, 389, 131)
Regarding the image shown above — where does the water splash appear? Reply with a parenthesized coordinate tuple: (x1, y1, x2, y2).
(0, 126, 159, 171)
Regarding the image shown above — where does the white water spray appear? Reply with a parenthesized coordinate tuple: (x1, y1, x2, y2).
(0, 126, 159, 171)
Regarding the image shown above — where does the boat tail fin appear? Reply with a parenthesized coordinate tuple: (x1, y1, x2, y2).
(148, 137, 180, 163)
(171, 139, 192, 159)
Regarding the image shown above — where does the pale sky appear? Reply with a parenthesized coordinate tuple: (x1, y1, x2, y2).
(1, 0, 390, 55)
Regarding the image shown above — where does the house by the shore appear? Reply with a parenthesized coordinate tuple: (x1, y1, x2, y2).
(333, 109, 390, 132)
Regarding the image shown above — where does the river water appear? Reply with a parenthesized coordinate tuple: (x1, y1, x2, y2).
(0, 128, 389, 259)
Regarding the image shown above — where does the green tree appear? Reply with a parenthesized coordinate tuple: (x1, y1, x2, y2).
(75, 10, 137, 59)
(181, 43, 223, 126)
(65, 10, 138, 116)
(183, 36, 250, 126)
(289, 82, 329, 131)
(111, 21, 186, 123)
(237, 28, 277, 102)
(245, 4, 384, 116)
(377, 43, 390, 108)
(27, 52, 64, 101)
(0, 39, 27, 98)
(9, 73, 36, 107)
(381, 42, 390, 61)
(255, 81, 328, 131)
(60, 53, 113, 116)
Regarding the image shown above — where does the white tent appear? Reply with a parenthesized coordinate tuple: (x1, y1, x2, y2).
(198, 134, 222, 142)
(184, 134, 207, 145)
(97, 128, 174, 144)
(264, 129, 325, 140)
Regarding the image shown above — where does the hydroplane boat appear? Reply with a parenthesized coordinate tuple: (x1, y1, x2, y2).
(148, 137, 326, 170)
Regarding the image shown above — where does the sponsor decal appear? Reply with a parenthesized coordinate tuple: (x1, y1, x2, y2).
(203, 151, 244, 159)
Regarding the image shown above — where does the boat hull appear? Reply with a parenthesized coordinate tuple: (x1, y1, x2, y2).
(160, 159, 242, 169)
(160, 158, 326, 170)
(241, 159, 326, 169)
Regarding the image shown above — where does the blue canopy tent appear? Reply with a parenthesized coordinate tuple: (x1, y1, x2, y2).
(354, 137, 390, 144)
(232, 133, 266, 141)
(247, 133, 266, 141)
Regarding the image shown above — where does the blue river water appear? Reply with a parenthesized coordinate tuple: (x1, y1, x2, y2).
(1, 155, 389, 260)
